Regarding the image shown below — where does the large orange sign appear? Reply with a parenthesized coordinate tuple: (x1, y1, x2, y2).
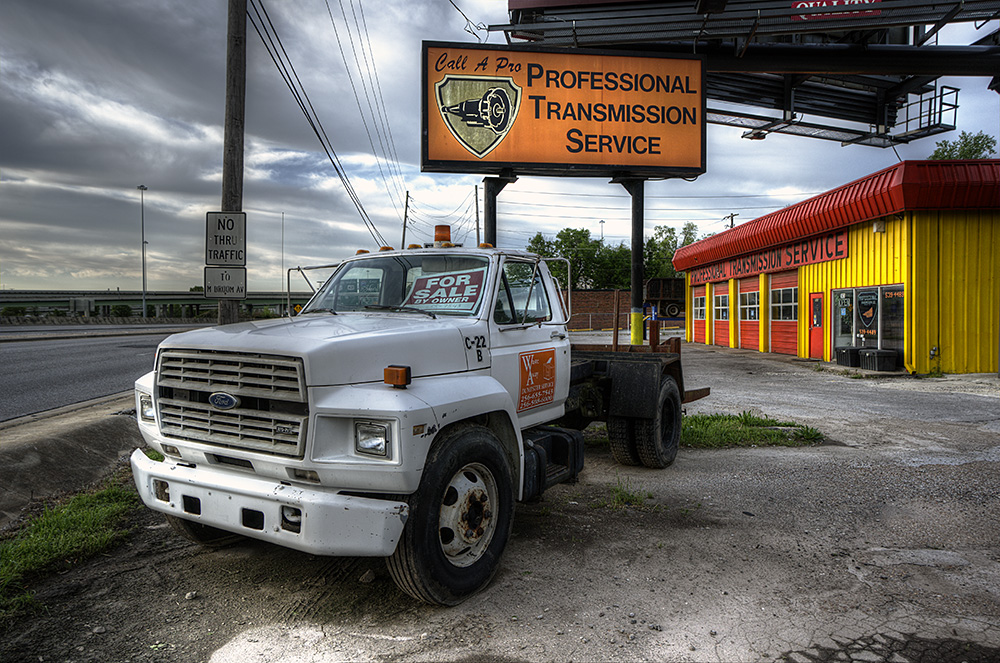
(422, 42, 705, 178)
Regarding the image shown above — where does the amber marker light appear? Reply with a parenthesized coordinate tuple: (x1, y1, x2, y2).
(434, 225, 452, 247)
(356, 249, 370, 255)
(479, 242, 494, 248)
(379, 246, 394, 251)
(384, 365, 411, 388)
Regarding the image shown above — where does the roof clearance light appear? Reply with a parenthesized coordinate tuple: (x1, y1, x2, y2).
(407, 244, 422, 250)
(434, 225, 451, 248)
(479, 242, 494, 249)
(384, 365, 411, 388)
(356, 249, 370, 255)
(379, 246, 394, 251)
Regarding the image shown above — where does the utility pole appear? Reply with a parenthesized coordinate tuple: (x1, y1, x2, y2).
(400, 191, 410, 247)
(219, 0, 246, 326)
(723, 212, 739, 229)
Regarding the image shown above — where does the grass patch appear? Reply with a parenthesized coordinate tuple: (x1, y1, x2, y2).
(0, 474, 140, 620)
(592, 475, 652, 510)
(681, 411, 823, 448)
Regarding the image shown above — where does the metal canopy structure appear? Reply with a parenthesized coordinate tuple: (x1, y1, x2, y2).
(493, 0, 1000, 146)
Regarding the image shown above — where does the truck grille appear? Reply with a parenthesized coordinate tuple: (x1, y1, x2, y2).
(156, 350, 308, 458)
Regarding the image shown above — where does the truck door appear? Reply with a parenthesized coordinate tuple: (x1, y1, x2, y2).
(489, 258, 570, 429)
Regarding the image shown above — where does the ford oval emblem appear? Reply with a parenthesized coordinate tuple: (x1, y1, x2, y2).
(209, 392, 240, 410)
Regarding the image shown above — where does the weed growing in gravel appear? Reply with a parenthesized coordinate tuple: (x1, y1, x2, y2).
(682, 411, 822, 448)
(0, 474, 139, 621)
(592, 476, 652, 510)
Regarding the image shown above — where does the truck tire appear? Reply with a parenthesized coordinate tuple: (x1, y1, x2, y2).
(666, 303, 681, 318)
(386, 425, 514, 605)
(607, 416, 641, 466)
(633, 377, 682, 469)
(165, 514, 242, 547)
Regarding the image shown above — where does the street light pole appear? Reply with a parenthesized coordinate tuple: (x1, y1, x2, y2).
(137, 185, 148, 319)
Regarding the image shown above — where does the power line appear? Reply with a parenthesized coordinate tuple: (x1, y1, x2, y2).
(321, 0, 406, 220)
(248, 0, 387, 247)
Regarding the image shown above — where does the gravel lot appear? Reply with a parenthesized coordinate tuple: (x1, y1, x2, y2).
(2, 342, 1000, 662)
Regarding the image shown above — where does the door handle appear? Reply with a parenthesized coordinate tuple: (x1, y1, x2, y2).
(550, 331, 567, 340)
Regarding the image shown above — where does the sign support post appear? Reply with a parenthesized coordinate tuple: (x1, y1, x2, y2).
(483, 173, 517, 247)
(616, 177, 646, 346)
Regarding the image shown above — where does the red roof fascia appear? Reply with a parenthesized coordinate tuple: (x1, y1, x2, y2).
(672, 159, 1000, 272)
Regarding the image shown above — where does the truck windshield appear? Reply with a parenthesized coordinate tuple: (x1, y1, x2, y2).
(301, 254, 491, 316)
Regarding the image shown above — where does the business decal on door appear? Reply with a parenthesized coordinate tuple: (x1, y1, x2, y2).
(518, 348, 556, 411)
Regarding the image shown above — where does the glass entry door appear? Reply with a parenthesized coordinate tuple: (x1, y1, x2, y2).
(834, 290, 854, 348)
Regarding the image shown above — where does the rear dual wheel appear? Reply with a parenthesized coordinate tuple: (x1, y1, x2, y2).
(607, 376, 681, 469)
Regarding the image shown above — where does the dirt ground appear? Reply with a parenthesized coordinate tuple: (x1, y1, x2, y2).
(3, 343, 1000, 663)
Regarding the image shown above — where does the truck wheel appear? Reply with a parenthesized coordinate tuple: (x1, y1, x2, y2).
(666, 303, 681, 318)
(386, 425, 514, 606)
(607, 416, 641, 466)
(634, 377, 682, 468)
(165, 514, 242, 547)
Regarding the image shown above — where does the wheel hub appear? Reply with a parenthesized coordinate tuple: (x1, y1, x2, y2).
(438, 463, 499, 567)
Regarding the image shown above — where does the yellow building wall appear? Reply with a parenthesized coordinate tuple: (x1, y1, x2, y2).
(798, 214, 909, 364)
(684, 272, 693, 342)
(910, 210, 1000, 374)
(758, 272, 769, 353)
(798, 210, 1000, 374)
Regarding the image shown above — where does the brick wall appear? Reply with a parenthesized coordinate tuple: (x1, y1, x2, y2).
(563, 289, 631, 331)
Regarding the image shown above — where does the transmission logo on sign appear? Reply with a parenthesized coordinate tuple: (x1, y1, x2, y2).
(435, 75, 521, 158)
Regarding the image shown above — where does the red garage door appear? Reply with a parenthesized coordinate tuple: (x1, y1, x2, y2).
(770, 271, 799, 355)
(712, 282, 729, 347)
(738, 278, 759, 351)
(692, 285, 706, 343)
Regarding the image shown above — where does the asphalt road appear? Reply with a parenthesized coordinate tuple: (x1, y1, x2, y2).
(0, 335, 167, 421)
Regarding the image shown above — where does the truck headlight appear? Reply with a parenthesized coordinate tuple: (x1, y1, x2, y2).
(355, 421, 390, 458)
(138, 392, 156, 422)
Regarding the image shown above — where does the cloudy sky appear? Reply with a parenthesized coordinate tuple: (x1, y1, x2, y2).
(1, 1, 997, 293)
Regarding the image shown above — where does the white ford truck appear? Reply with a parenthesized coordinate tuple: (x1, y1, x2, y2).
(131, 240, 707, 605)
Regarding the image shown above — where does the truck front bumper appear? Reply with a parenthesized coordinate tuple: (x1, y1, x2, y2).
(130, 449, 408, 557)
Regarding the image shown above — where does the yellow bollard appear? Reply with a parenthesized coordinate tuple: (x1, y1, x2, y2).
(630, 311, 643, 346)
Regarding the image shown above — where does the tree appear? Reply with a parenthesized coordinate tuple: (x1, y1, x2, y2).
(527, 222, 701, 289)
(527, 228, 601, 290)
(644, 221, 699, 279)
(591, 242, 631, 289)
(928, 130, 997, 160)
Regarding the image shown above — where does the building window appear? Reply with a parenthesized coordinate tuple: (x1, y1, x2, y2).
(739, 292, 759, 321)
(714, 294, 729, 321)
(832, 285, 904, 352)
(692, 296, 706, 320)
(770, 287, 798, 321)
